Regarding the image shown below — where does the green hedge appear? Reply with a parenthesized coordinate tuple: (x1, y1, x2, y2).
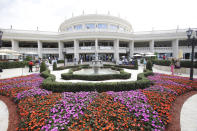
(0, 61, 27, 69)
(41, 69, 153, 93)
(152, 60, 171, 66)
(103, 64, 137, 69)
(61, 67, 131, 81)
(54, 64, 89, 71)
(57, 60, 64, 63)
(153, 59, 197, 68)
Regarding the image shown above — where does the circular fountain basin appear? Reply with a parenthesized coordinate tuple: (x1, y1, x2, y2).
(73, 68, 120, 75)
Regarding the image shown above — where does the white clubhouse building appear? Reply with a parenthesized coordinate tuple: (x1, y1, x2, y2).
(0, 14, 195, 63)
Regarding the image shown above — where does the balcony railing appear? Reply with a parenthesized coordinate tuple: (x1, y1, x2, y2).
(99, 46, 113, 50)
(80, 46, 95, 50)
(18, 48, 38, 53)
(154, 47, 172, 52)
(42, 48, 59, 53)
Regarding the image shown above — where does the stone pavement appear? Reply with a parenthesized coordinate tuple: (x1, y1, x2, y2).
(180, 94, 197, 131)
(0, 66, 39, 79)
(0, 100, 9, 131)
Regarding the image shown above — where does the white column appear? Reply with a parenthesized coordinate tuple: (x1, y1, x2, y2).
(129, 40, 134, 58)
(95, 38, 98, 60)
(114, 39, 119, 64)
(11, 39, 19, 51)
(150, 40, 154, 53)
(37, 40, 42, 58)
(172, 39, 179, 58)
(58, 41, 64, 60)
(74, 39, 79, 61)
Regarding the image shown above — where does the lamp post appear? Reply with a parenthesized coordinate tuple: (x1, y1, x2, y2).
(0, 30, 3, 48)
(186, 28, 197, 80)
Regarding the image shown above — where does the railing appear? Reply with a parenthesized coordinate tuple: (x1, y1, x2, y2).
(99, 46, 113, 50)
(42, 48, 59, 53)
(18, 48, 38, 54)
(63, 47, 74, 53)
(80, 46, 95, 50)
(0, 47, 12, 49)
(154, 47, 172, 52)
(134, 47, 150, 53)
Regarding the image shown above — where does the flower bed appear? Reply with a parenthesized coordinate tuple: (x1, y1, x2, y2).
(0, 73, 197, 130)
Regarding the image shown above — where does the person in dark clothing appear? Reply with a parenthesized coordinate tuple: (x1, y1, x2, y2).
(28, 61, 34, 72)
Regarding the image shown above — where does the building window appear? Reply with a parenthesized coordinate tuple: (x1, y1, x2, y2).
(64, 41, 74, 48)
(98, 24, 107, 29)
(179, 40, 187, 46)
(85, 24, 95, 29)
(66, 27, 72, 31)
(134, 42, 149, 47)
(154, 41, 172, 47)
(110, 24, 118, 30)
(119, 41, 128, 47)
(119, 26, 124, 31)
(74, 24, 82, 30)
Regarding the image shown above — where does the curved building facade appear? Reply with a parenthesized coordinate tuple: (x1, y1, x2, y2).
(0, 14, 195, 63)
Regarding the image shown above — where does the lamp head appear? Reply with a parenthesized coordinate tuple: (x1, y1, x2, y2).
(186, 28, 193, 39)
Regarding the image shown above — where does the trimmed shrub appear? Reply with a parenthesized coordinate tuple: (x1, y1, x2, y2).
(152, 60, 171, 66)
(41, 70, 153, 93)
(134, 59, 138, 69)
(57, 60, 64, 63)
(40, 61, 47, 73)
(0, 61, 26, 69)
(153, 59, 197, 68)
(103, 64, 136, 70)
(61, 67, 131, 81)
(146, 60, 153, 71)
(53, 62, 57, 71)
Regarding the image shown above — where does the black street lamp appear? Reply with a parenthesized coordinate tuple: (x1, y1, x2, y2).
(0, 30, 3, 48)
(186, 28, 197, 80)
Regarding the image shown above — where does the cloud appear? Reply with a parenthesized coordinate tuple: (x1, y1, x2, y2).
(0, 0, 197, 31)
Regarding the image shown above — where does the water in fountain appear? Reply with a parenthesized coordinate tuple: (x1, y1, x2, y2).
(73, 53, 119, 75)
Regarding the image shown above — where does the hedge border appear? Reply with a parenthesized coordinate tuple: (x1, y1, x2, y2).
(0, 61, 27, 69)
(61, 67, 131, 81)
(41, 69, 153, 93)
(152, 59, 197, 68)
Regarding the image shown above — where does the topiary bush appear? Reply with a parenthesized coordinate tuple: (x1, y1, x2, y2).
(134, 59, 138, 69)
(40, 61, 47, 73)
(146, 60, 153, 71)
(53, 62, 57, 71)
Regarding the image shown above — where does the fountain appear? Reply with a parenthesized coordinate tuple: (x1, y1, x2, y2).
(73, 53, 120, 75)
(90, 53, 103, 74)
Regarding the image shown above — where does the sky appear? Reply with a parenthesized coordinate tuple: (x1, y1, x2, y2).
(0, 0, 197, 32)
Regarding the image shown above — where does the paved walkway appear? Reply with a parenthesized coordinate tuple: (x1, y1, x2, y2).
(0, 66, 39, 79)
(50, 65, 144, 83)
(0, 100, 8, 131)
(180, 94, 197, 131)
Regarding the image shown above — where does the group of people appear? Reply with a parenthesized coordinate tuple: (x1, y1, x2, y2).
(171, 58, 181, 75)
(28, 59, 41, 72)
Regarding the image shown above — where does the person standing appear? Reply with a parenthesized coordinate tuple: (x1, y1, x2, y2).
(175, 59, 181, 74)
(28, 61, 34, 72)
(171, 59, 175, 75)
(143, 58, 147, 70)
